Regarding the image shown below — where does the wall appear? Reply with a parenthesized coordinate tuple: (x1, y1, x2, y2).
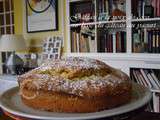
(13, 0, 67, 53)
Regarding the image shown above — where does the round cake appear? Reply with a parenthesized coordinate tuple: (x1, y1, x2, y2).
(18, 57, 132, 113)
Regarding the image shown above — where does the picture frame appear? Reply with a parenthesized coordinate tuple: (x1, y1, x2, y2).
(26, 0, 58, 33)
(42, 36, 62, 60)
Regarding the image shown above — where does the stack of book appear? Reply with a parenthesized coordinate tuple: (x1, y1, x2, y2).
(131, 68, 160, 112)
(71, 27, 96, 53)
(98, 30, 126, 53)
(132, 0, 160, 18)
(132, 29, 160, 53)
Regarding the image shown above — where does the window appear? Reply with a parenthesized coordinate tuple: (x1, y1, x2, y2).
(0, 0, 14, 34)
(0, 0, 14, 74)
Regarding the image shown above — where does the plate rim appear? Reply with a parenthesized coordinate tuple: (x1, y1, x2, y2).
(0, 84, 152, 120)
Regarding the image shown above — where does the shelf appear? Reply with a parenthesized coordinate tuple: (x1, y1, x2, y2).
(70, 22, 95, 27)
(70, 20, 126, 27)
(96, 20, 126, 24)
(70, 0, 90, 3)
(65, 53, 160, 62)
(132, 18, 160, 22)
(151, 89, 160, 93)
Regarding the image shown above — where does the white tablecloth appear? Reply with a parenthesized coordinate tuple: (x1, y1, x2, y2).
(0, 75, 18, 96)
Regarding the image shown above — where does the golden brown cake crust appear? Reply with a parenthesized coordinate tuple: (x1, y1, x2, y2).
(21, 88, 131, 113)
(18, 57, 132, 112)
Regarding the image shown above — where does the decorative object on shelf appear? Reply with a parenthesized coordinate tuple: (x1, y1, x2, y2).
(144, 0, 154, 18)
(111, 0, 126, 20)
(0, 34, 27, 75)
(26, 0, 58, 32)
(144, 6, 154, 18)
(41, 36, 62, 63)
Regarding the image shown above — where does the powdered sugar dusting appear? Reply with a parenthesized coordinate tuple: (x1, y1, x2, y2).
(37, 57, 107, 72)
(19, 73, 128, 98)
(18, 57, 130, 99)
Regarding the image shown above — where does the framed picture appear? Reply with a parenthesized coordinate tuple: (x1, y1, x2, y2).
(26, 0, 58, 33)
(42, 36, 62, 61)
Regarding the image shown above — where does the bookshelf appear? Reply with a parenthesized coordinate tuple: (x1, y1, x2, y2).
(66, 0, 160, 75)
(66, 0, 160, 113)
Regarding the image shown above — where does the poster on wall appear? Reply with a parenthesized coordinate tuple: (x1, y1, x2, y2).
(26, 0, 58, 33)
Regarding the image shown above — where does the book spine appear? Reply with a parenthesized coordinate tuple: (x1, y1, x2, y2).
(124, 32, 126, 52)
(136, 70, 148, 87)
(142, 0, 145, 18)
(109, 34, 112, 52)
(138, 1, 141, 17)
(112, 32, 116, 53)
(121, 32, 126, 52)
(147, 71, 159, 89)
(150, 69, 160, 88)
(132, 70, 142, 84)
(105, 34, 108, 52)
(100, 35, 106, 52)
(71, 31, 76, 52)
(148, 30, 153, 53)
(153, 92, 159, 112)
(102, 0, 105, 13)
(156, 30, 159, 53)
(108, 0, 113, 15)
(159, 30, 160, 53)
(89, 36, 95, 52)
(152, 30, 156, 53)
(159, 0, 160, 16)
(157, 0, 160, 16)
(105, 0, 109, 16)
(140, 69, 152, 88)
(116, 32, 119, 53)
(76, 33, 80, 53)
(144, 28, 148, 52)
(151, 0, 157, 17)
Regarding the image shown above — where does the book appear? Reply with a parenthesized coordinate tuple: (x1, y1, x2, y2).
(133, 31, 141, 52)
(159, 31, 160, 53)
(138, 0, 142, 17)
(143, 28, 148, 52)
(112, 32, 116, 53)
(79, 34, 87, 52)
(88, 36, 96, 52)
(105, 0, 109, 16)
(71, 31, 77, 52)
(132, 70, 142, 84)
(147, 71, 159, 89)
(153, 92, 160, 112)
(152, 30, 156, 53)
(121, 31, 126, 52)
(76, 32, 80, 52)
(148, 30, 153, 53)
(151, 0, 157, 17)
(140, 69, 152, 88)
(156, 30, 159, 53)
(150, 69, 160, 88)
(135, 70, 147, 87)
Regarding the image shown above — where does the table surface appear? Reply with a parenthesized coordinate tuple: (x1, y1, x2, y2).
(0, 75, 18, 96)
